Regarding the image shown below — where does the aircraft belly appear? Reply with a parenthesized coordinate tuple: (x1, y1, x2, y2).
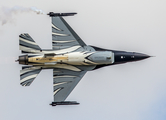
(28, 55, 68, 64)
(66, 52, 89, 65)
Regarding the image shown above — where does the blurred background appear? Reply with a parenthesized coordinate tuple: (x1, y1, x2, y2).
(0, 0, 166, 120)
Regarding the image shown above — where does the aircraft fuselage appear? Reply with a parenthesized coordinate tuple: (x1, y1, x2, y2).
(18, 50, 114, 66)
(18, 46, 149, 71)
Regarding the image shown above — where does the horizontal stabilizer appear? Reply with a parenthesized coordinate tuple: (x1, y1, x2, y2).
(19, 33, 42, 53)
(20, 66, 42, 86)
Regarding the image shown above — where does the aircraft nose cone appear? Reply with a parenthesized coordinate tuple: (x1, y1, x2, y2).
(114, 51, 150, 64)
(132, 52, 150, 61)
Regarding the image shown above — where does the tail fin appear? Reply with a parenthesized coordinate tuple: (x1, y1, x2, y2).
(20, 66, 42, 86)
(19, 33, 42, 53)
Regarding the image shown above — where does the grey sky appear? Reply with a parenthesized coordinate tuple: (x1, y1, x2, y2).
(0, 0, 166, 120)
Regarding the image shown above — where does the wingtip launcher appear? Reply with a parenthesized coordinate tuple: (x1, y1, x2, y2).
(47, 12, 77, 17)
(50, 101, 80, 106)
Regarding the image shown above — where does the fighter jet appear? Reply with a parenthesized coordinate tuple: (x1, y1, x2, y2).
(16, 12, 150, 106)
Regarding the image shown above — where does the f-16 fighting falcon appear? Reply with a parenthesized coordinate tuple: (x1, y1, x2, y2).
(16, 12, 150, 106)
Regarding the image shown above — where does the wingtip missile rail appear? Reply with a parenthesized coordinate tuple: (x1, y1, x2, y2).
(50, 101, 80, 106)
(47, 12, 77, 17)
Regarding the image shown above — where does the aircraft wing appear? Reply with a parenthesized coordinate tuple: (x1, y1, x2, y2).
(52, 16, 86, 50)
(53, 68, 87, 102)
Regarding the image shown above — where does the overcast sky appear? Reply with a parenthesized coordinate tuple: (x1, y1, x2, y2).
(0, 0, 166, 120)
